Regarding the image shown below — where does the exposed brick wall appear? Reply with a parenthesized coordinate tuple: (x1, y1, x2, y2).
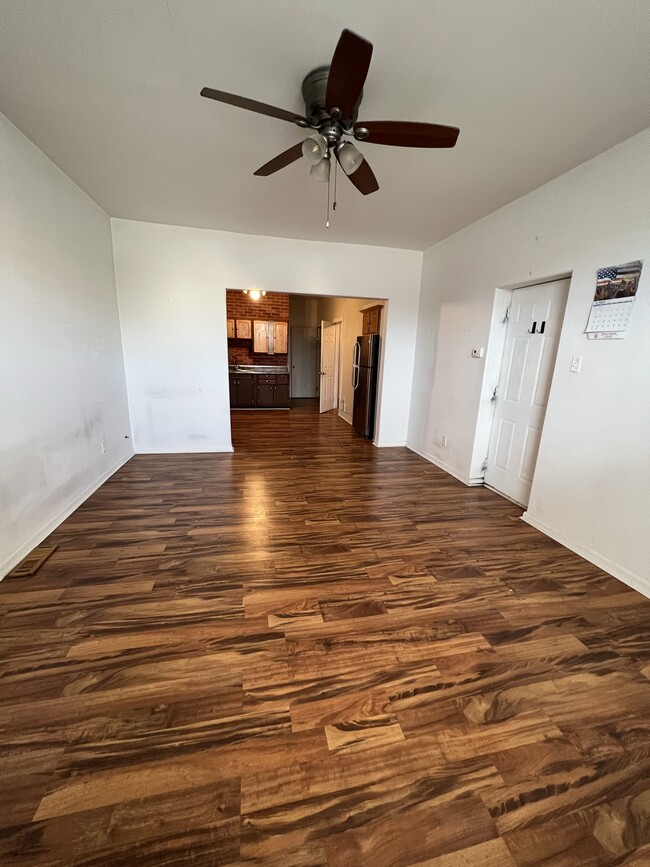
(226, 290, 289, 366)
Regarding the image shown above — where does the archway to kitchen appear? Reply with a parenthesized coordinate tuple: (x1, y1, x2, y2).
(225, 288, 387, 447)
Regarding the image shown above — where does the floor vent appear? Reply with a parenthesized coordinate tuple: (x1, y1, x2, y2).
(8, 545, 58, 577)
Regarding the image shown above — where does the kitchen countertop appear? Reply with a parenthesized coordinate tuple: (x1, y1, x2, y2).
(228, 365, 290, 374)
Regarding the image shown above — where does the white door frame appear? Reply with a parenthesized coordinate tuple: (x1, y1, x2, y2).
(480, 274, 570, 504)
(332, 318, 343, 414)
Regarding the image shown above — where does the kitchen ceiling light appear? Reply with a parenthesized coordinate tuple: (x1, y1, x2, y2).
(301, 133, 328, 165)
(337, 141, 364, 175)
(242, 289, 266, 300)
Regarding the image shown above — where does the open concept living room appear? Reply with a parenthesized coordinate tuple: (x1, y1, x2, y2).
(1, 2, 650, 865)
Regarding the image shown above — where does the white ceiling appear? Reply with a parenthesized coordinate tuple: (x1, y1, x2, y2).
(1, 0, 649, 251)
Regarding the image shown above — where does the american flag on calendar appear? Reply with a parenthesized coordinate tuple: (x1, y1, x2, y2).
(586, 259, 643, 337)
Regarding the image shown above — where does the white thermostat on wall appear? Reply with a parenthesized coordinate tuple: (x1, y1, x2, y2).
(471, 347, 485, 358)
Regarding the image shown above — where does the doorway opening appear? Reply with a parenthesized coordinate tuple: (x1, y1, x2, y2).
(483, 277, 569, 507)
(225, 288, 386, 445)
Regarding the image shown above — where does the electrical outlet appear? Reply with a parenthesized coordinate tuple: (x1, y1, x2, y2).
(570, 356, 582, 373)
(441, 435, 448, 448)
(100, 441, 106, 454)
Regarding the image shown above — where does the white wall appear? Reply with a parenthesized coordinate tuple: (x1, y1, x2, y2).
(408, 128, 650, 593)
(0, 113, 132, 577)
(112, 220, 422, 451)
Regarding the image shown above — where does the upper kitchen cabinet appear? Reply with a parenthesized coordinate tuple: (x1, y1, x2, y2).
(253, 320, 269, 353)
(253, 320, 288, 354)
(235, 319, 252, 339)
(273, 321, 288, 354)
(227, 318, 235, 339)
(362, 305, 382, 336)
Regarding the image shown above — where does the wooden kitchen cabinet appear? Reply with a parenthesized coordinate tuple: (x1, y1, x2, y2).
(253, 320, 289, 355)
(229, 373, 290, 408)
(228, 374, 256, 407)
(362, 306, 382, 335)
(274, 375, 290, 406)
(227, 318, 235, 339)
(253, 320, 269, 353)
(256, 376, 275, 406)
(235, 319, 252, 339)
(256, 374, 290, 407)
(273, 321, 288, 354)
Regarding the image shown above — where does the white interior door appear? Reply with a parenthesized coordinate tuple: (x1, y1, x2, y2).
(485, 279, 569, 506)
(319, 322, 337, 413)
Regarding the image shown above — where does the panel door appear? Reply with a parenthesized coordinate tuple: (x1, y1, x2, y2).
(273, 321, 288, 354)
(253, 320, 269, 353)
(319, 322, 337, 413)
(484, 279, 569, 506)
(227, 318, 235, 339)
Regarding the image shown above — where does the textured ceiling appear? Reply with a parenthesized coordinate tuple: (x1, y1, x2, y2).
(1, 0, 649, 250)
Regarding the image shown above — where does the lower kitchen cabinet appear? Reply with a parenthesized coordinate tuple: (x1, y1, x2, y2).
(229, 373, 290, 408)
(257, 377, 275, 406)
(256, 374, 289, 407)
(228, 374, 256, 407)
(274, 379, 289, 405)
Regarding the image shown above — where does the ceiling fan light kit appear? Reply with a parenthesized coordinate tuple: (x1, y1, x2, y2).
(310, 156, 331, 182)
(337, 141, 364, 176)
(301, 133, 328, 165)
(201, 28, 460, 223)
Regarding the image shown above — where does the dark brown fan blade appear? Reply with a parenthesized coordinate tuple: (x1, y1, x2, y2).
(326, 29, 373, 121)
(201, 87, 308, 127)
(337, 152, 379, 195)
(254, 142, 304, 176)
(354, 121, 460, 148)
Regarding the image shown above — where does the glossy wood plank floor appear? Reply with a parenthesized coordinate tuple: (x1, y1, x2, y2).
(2, 402, 650, 866)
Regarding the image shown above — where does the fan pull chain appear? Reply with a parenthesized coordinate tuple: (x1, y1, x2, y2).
(326, 157, 330, 229)
(333, 155, 338, 211)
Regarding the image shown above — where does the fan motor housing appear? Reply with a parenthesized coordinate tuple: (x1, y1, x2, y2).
(302, 66, 362, 128)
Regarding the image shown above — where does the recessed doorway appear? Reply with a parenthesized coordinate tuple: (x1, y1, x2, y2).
(225, 288, 386, 445)
(484, 278, 569, 507)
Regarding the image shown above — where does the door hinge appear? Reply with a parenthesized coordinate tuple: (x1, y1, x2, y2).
(503, 306, 511, 323)
(481, 456, 489, 472)
(491, 385, 499, 401)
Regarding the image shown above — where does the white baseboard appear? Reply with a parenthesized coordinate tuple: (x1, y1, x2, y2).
(521, 511, 649, 599)
(134, 446, 235, 454)
(0, 450, 133, 580)
(406, 442, 484, 486)
(338, 410, 352, 425)
(375, 441, 406, 448)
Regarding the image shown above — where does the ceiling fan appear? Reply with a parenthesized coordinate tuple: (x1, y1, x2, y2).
(200, 29, 460, 197)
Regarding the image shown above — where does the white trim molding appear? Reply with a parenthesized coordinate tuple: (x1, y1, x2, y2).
(406, 442, 484, 486)
(522, 511, 649, 599)
(1, 450, 134, 580)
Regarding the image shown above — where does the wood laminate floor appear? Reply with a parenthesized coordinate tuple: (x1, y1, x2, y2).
(1, 403, 650, 866)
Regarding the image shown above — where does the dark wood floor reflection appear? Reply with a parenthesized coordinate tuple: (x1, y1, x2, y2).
(2, 403, 650, 865)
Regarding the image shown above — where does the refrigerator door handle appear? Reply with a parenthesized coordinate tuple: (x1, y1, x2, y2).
(352, 341, 361, 389)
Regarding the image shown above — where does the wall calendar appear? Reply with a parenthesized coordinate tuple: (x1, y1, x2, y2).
(585, 260, 643, 340)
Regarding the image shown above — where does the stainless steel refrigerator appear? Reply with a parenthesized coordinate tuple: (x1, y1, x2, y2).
(352, 334, 380, 439)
